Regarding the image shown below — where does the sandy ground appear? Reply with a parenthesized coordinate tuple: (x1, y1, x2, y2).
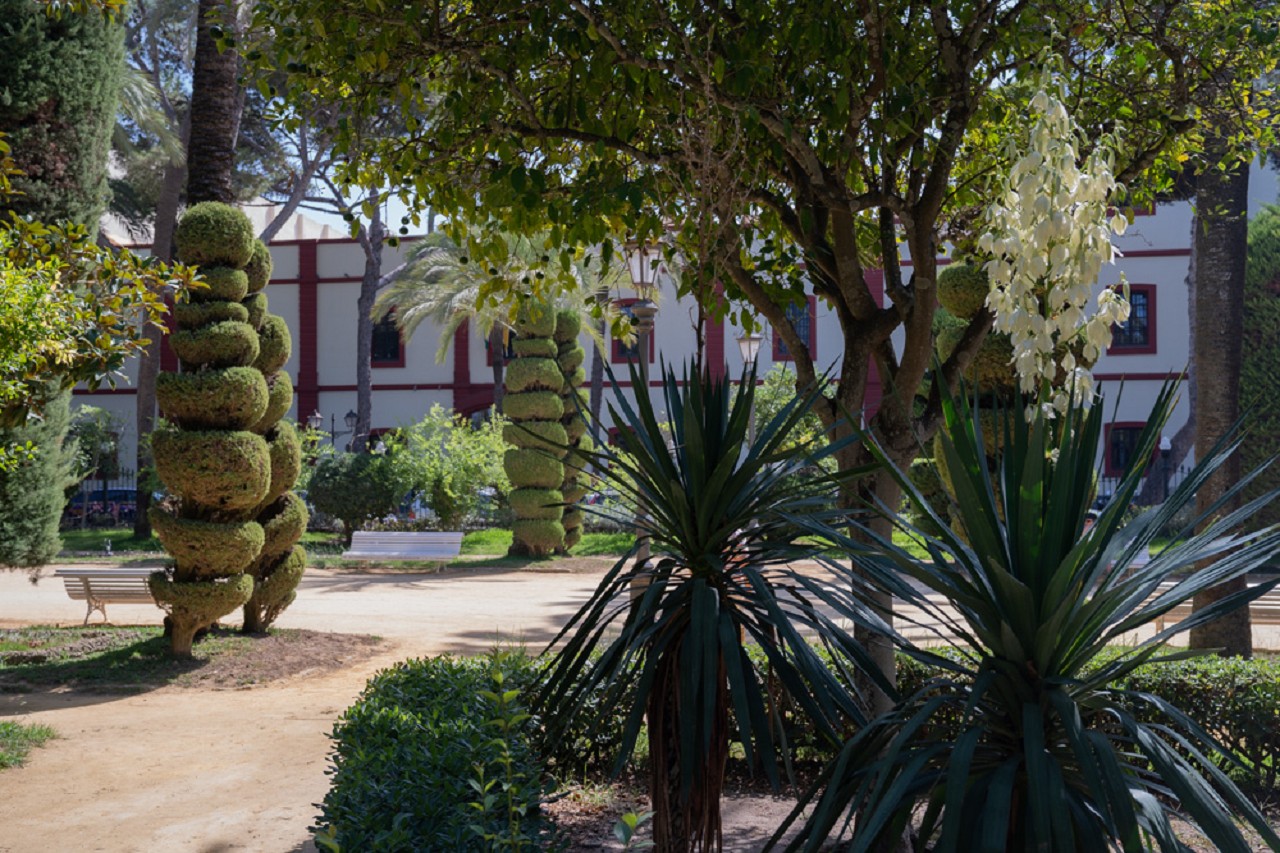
(3, 560, 1279, 852)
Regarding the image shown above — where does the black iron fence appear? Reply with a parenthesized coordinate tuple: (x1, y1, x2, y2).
(63, 469, 140, 527)
(1094, 463, 1193, 511)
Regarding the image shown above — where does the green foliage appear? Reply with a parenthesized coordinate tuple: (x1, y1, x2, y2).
(148, 570, 254, 626)
(787, 384, 1280, 851)
(393, 405, 510, 530)
(257, 493, 309, 562)
(468, 671, 547, 852)
(243, 291, 267, 329)
(502, 421, 567, 452)
(245, 545, 306, 627)
(148, 508, 264, 578)
(173, 300, 250, 330)
(156, 367, 270, 431)
(260, 422, 303, 507)
(1241, 205, 1280, 531)
(503, 449, 564, 490)
(152, 427, 272, 514)
(510, 519, 566, 551)
(253, 313, 292, 374)
(552, 307, 581, 342)
(315, 651, 553, 851)
(308, 451, 411, 545)
(501, 391, 563, 422)
(174, 201, 255, 268)
(511, 338, 557, 359)
(170, 320, 261, 370)
(0, 0, 124, 227)
(936, 262, 990, 320)
(503, 358, 564, 394)
(0, 720, 56, 770)
(0, 390, 75, 567)
(244, 239, 273, 294)
(252, 371, 293, 434)
(506, 488, 564, 520)
(68, 403, 121, 488)
(192, 266, 249, 303)
(513, 306, 555, 339)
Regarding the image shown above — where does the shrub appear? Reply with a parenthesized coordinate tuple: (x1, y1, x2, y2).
(243, 292, 267, 329)
(507, 488, 565, 520)
(244, 239, 273, 294)
(257, 492, 309, 561)
(152, 428, 272, 512)
(503, 421, 567, 453)
(936, 262, 989, 320)
(0, 390, 75, 568)
(513, 305, 555, 338)
(504, 357, 564, 393)
(174, 201, 255, 268)
(511, 338, 558, 358)
(502, 391, 563, 422)
(149, 508, 263, 577)
(252, 371, 293, 434)
(156, 367, 269, 431)
(503, 449, 563, 489)
(245, 545, 306, 630)
(253, 314, 292, 375)
(308, 452, 410, 546)
(173, 300, 249, 330)
(393, 405, 509, 530)
(149, 571, 254, 625)
(170, 320, 260, 370)
(315, 652, 553, 851)
(261, 422, 302, 506)
(192, 266, 249, 303)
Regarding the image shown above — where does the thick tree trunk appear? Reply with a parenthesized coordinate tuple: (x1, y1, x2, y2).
(133, 159, 186, 538)
(353, 209, 384, 453)
(186, 0, 242, 205)
(1188, 151, 1251, 657)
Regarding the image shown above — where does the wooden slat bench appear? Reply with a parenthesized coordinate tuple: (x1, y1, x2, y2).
(54, 567, 156, 625)
(341, 531, 464, 563)
(1154, 580, 1280, 632)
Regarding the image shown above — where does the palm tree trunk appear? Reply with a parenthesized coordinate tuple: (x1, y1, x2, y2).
(186, 0, 242, 204)
(353, 208, 384, 453)
(489, 327, 506, 410)
(589, 289, 608, 439)
(1188, 147, 1252, 657)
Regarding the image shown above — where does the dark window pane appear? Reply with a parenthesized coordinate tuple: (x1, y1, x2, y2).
(776, 300, 812, 358)
(1109, 426, 1143, 473)
(1113, 291, 1149, 348)
(371, 316, 401, 363)
(616, 305, 640, 359)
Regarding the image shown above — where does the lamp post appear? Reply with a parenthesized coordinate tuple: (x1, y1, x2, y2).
(307, 409, 358, 450)
(1159, 435, 1172, 504)
(736, 331, 763, 446)
(627, 241, 661, 571)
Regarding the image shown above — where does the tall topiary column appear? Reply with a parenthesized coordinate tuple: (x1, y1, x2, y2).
(241, 238, 307, 632)
(503, 304, 567, 557)
(554, 309, 589, 552)
(153, 202, 266, 657)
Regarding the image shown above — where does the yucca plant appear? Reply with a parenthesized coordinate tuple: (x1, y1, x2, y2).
(778, 382, 1280, 852)
(536, 362, 894, 853)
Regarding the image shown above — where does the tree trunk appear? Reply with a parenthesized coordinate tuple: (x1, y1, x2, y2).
(353, 207, 384, 453)
(489, 327, 506, 410)
(186, 0, 242, 204)
(133, 158, 186, 538)
(1188, 149, 1251, 657)
(589, 288, 608, 440)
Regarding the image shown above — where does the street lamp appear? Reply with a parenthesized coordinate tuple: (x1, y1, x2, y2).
(1159, 435, 1172, 503)
(626, 241, 661, 572)
(736, 331, 763, 446)
(306, 409, 358, 449)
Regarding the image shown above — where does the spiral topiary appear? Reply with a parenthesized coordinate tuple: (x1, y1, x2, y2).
(153, 203, 268, 657)
(244, 239, 273, 295)
(555, 309, 589, 551)
(503, 303, 568, 557)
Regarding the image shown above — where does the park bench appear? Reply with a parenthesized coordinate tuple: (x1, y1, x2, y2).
(1154, 579, 1280, 632)
(341, 531, 464, 563)
(54, 567, 156, 625)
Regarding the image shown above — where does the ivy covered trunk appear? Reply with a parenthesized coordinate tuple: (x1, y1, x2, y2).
(554, 309, 588, 552)
(152, 203, 266, 657)
(503, 304, 567, 557)
(240, 239, 307, 633)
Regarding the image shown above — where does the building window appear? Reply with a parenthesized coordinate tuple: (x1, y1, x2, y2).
(772, 296, 818, 361)
(611, 299, 655, 364)
(371, 315, 405, 367)
(1108, 285, 1156, 355)
(1105, 423, 1147, 477)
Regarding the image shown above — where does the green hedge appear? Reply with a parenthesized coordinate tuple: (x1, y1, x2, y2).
(316, 652, 553, 851)
(246, 544, 305, 625)
(149, 508, 263, 577)
(171, 320, 260, 370)
(504, 357, 564, 394)
(152, 428, 271, 513)
(502, 391, 563, 422)
(253, 313, 292, 375)
(173, 300, 249, 330)
(174, 201, 255, 268)
(156, 367, 269, 431)
(557, 344, 585, 375)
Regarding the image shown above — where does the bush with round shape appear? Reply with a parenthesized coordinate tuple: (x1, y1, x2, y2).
(256, 492, 308, 561)
(934, 316, 1016, 392)
(511, 519, 566, 556)
(171, 320, 260, 370)
(558, 346, 585, 375)
(156, 367, 269, 430)
(191, 266, 249, 303)
(937, 262, 989, 320)
(243, 292, 268, 329)
(174, 300, 249, 330)
(504, 448, 564, 489)
(244, 239, 273, 294)
(308, 451, 410, 546)
(244, 545, 305, 632)
(503, 421, 567, 452)
(507, 488, 565, 520)
(253, 314, 292, 374)
(504, 357, 563, 393)
(514, 305, 556, 338)
(252, 371, 293, 434)
(149, 508, 264, 577)
(554, 308, 582, 342)
(261, 421, 302, 506)
(502, 391, 563, 421)
(512, 338, 558, 358)
(175, 201, 255, 268)
(152, 428, 271, 512)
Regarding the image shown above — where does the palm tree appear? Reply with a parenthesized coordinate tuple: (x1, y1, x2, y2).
(185, 0, 242, 205)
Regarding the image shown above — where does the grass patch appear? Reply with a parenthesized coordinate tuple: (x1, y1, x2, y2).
(572, 532, 635, 557)
(59, 527, 162, 555)
(462, 528, 512, 554)
(0, 720, 56, 769)
(0, 625, 257, 692)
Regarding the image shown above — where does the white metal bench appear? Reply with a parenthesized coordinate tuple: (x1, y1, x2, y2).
(341, 531, 465, 563)
(54, 567, 156, 625)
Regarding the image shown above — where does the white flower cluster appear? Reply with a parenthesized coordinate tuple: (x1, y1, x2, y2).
(978, 71, 1130, 416)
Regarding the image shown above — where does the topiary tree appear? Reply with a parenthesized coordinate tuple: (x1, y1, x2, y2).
(503, 303, 566, 557)
(1241, 206, 1280, 531)
(554, 308, 589, 551)
(152, 202, 267, 657)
